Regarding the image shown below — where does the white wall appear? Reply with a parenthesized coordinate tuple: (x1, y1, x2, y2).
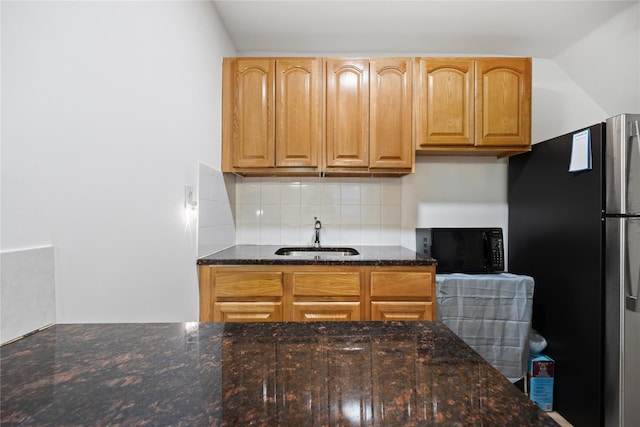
(531, 58, 607, 144)
(554, 2, 640, 118)
(1, 1, 235, 322)
(400, 156, 509, 249)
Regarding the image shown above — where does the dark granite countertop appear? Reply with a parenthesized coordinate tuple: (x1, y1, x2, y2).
(197, 244, 436, 266)
(1, 321, 557, 426)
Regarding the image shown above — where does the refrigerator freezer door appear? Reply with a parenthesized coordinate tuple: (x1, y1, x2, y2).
(624, 218, 640, 426)
(605, 216, 623, 427)
(606, 114, 640, 215)
(605, 216, 640, 427)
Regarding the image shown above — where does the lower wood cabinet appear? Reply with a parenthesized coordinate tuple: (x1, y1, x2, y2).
(291, 269, 362, 321)
(214, 302, 283, 322)
(369, 269, 435, 321)
(199, 264, 436, 322)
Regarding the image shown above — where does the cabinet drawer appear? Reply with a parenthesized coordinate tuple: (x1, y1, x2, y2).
(214, 302, 282, 322)
(371, 301, 433, 321)
(292, 302, 361, 322)
(292, 272, 360, 296)
(370, 271, 432, 298)
(214, 272, 283, 297)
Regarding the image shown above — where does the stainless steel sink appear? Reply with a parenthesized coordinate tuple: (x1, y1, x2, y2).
(274, 247, 360, 256)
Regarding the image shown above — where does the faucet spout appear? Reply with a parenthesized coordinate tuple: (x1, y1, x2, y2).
(314, 217, 322, 248)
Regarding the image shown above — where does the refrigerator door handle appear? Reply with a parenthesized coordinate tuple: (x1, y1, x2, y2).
(625, 218, 640, 312)
(630, 120, 640, 160)
(625, 120, 640, 215)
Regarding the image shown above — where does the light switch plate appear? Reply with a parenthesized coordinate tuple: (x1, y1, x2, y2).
(185, 185, 196, 209)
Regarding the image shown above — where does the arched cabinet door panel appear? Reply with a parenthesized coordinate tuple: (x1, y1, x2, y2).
(325, 58, 370, 168)
(475, 58, 531, 148)
(370, 58, 413, 170)
(275, 58, 322, 168)
(415, 57, 474, 147)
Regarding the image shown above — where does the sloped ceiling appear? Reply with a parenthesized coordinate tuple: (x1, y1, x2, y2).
(212, 0, 635, 57)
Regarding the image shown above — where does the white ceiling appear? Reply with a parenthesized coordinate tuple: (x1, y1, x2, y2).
(212, 0, 636, 58)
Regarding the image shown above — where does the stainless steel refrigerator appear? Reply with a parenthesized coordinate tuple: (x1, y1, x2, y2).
(508, 113, 640, 427)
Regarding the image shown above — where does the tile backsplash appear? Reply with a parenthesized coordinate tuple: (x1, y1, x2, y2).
(235, 177, 402, 246)
(198, 163, 236, 257)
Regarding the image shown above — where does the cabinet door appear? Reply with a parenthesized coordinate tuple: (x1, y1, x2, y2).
(214, 302, 283, 322)
(370, 271, 433, 298)
(370, 301, 433, 321)
(370, 269, 436, 321)
(231, 58, 275, 168)
(325, 59, 369, 168)
(214, 271, 283, 298)
(292, 302, 361, 321)
(275, 58, 322, 168)
(475, 58, 531, 147)
(415, 58, 474, 147)
(370, 58, 413, 169)
(292, 271, 361, 297)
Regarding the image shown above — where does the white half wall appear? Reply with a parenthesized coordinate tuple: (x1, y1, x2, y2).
(1, 1, 235, 322)
(1, 247, 56, 344)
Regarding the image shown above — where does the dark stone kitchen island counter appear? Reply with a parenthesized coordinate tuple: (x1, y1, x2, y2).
(1, 321, 558, 426)
(197, 244, 436, 266)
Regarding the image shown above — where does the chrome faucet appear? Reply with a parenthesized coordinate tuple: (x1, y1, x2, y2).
(314, 217, 322, 248)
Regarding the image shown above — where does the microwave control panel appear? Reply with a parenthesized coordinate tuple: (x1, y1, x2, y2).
(487, 229, 505, 271)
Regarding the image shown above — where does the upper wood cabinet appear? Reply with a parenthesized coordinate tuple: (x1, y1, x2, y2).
(415, 58, 474, 147)
(221, 56, 532, 175)
(222, 57, 322, 174)
(276, 58, 322, 168)
(415, 57, 532, 157)
(474, 58, 531, 148)
(226, 58, 274, 169)
(369, 58, 414, 170)
(325, 58, 414, 174)
(325, 59, 370, 169)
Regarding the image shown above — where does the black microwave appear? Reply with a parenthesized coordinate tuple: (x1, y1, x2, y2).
(416, 227, 505, 274)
